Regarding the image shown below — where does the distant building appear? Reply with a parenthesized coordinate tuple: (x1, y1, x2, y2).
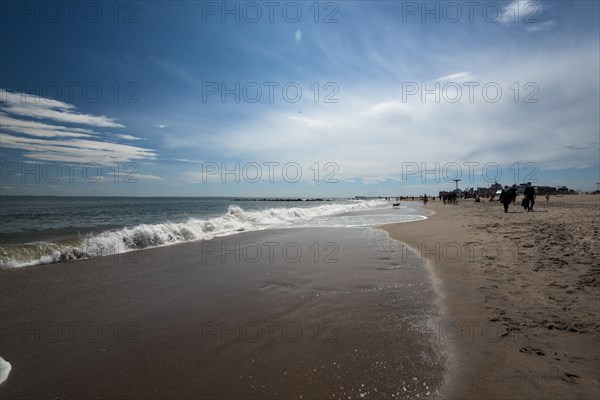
(536, 186, 558, 195)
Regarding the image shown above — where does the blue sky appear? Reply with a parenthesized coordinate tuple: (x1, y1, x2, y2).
(1, 0, 599, 196)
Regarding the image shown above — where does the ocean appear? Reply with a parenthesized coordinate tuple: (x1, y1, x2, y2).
(0, 198, 446, 399)
(0, 197, 425, 268)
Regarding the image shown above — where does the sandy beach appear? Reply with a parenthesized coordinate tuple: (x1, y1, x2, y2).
(1, 195, 598, 399)
(380, 194, 600, 399)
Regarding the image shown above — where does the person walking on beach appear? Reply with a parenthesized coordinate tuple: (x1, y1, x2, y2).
(546, 193, 550, 203)
(510, 184, 518, 205)
(499, 185, 512, 213)
(524, 182, 536, 212)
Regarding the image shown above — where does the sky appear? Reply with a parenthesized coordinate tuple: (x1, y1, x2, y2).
(1, 0, 599, 197)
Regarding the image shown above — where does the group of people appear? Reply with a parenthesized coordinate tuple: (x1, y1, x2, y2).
(441, 192, 458, 204)
(499, 182, 536, 213)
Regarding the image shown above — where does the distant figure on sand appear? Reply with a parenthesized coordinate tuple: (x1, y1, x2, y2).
(524, 182, 536, 212)
(546, 193, 550, 203)
(510, 184, 518, 205)
(499, 185, 513, 213)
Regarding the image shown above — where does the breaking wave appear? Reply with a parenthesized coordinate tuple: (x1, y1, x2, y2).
(1, 200, 387, 268)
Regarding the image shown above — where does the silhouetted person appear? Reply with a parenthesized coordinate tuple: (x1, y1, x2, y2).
(524, 182, 536, 211)
(499, 185, 512, 213)
(510, 184, 517, 205)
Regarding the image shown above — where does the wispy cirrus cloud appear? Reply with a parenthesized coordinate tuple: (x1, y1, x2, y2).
(0, 134, 157, 165)
(0, 113, 95, 138)
(527, 20, 558, 32)
(0, 90, 158, 165)
(115, 134, 145, 141)
(363, 101, 409, 118)
(0, 89, 124, 128)
(202, 42, 599, 181)
(153, 58, 202, 90)
(288, 115, 331, 128)
(126, 173, 163, 181)
(500, 0, 557, 30)
(434, 72, 475, 84)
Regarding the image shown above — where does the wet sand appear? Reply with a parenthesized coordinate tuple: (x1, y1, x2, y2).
(380, 195, 600, 400)
(0, 227, 445, 399)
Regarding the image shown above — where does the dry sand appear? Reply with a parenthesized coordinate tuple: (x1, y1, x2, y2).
(380, 194, 600, 400)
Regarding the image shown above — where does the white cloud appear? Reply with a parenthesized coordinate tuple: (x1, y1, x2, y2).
(434, 72, 475, 84)
(198, 43, 599, 182)
(0, 90, 158, 165)
(167, 158, 202, 163)
(501, 0, 542, 24)
(0, 113, 95, 138)
(363, 101, 409, 118)
(116, 134, 145, 141)
(288, 115, 331, 128)
(500, 0, 556, 31)
(136, 173, 162, 180)
(0, 133, 157, 165)
(0, 89, 123, 128)
(527, 20, 557, 32)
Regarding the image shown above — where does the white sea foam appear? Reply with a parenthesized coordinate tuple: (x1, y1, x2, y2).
(1, 200, 412, 269)
(0, 357, 11, 385)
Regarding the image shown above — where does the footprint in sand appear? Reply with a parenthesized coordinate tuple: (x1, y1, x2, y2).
(549, 282, 569, 289)
(544, 321, 568, 330)
(519, 346, 546, 356)
(561, 373, 580, 384)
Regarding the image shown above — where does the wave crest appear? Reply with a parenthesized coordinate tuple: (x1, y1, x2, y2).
(1, 200, 385, 269)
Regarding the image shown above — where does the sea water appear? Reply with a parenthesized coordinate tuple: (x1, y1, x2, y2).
(0, 197, 425, 268)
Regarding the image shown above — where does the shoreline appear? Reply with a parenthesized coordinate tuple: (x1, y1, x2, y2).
(379, 195, 600, 399)
(3, 195, 597, 399)
(0, 199, 424, 269)
(0, 226, 445, 399)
